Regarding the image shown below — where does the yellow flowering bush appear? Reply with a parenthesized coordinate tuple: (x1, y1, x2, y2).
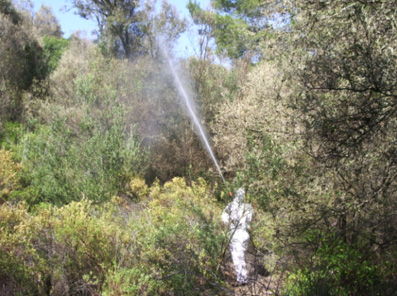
(0, 177, 228, 295)
(132, 177, 227, 295)
(0, 149, 21, 201)
(129, 176, 149, 200)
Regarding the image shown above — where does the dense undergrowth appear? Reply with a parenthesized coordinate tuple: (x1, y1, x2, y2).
(0, 175, 226, 295)
(1, 0, 396, 295)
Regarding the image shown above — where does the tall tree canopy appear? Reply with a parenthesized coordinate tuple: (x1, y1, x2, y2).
(188, 0, 278, 60)
(70, 0, 187, 59)
(33, 4, 62, 37)
(0, 0, 45, 121)
(70, 0, 143, 58)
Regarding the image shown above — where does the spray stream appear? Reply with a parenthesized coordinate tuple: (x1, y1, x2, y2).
(160, 44, 226, 185)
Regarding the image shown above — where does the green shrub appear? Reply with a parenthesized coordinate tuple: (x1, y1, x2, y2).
(20, 114, 147, 205)
(42, 36, 70, 73)
(0, 199, 133, 295)
(102, 267, 157, 296)
(283, 232, 382, 296)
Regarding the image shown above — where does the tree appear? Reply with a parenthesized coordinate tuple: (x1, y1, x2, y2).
(0, 1, 45, 122)
(0, 0, 22, 24)
(70, 0, 144, 58)
(42, 36, 70, 73)
(34, 4, 62, 37)
(70, 0, 187, 59)
(290, 0, 397, 246)
(205, 0, 397, 245)
(140, 0, 187, 58)
(257, 0, 397, 292)
(188, 0, 275, 61)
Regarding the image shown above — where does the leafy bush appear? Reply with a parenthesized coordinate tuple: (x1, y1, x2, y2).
(129, 176, 149, 200)
(1, 42, 148, 205)
(210, 60, 297, 190)
(20, 112, 147, 205)
(0, 149, 21, 202)
(0, 202, 49, 295)
(42, 36, 70, 73)
(0, 199, 131, 295)
(129, 177, 227, 295)
(283, 232, 384, 296)
(101, 267, 156, 296)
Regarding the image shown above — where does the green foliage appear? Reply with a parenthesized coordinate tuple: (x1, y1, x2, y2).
(0, 121, 24, 151)
(286, 3, 397, 290)
(0, 202, 49, 295)
(20, 111, 146, 205)
(243, 134, 290, 209)
(284, 232, 382, 296)
(0, 39, 150, 206)
(47, 35, 206, 185)
(188, 0, 271, 60)
(0, 199, 130, 295)
(130, 177, 227, 295)
(42, 36, 69, 73)
(140, 0, 187, 55)
(119, 57, 215, 183)
(102, 267, 156, 296)
(69, 0, 186, 58)
(1, 0, 396, 294)
(213, 14, 251, 59)
(206, 1, 397, 292)
(213, 0, 262, 16)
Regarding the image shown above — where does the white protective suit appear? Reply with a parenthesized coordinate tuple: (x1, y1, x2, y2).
(222, 188, 253, 283)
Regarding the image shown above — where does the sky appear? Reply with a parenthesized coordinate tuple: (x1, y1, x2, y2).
(30, 0, 211, 57)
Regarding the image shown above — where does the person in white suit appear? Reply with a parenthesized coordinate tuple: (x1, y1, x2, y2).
(222, 188, 253, 284)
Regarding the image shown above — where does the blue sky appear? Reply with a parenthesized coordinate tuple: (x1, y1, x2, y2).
(30, 0, 211, 57)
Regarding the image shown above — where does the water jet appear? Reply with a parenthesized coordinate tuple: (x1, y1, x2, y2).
(159, 43, 226, 185)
